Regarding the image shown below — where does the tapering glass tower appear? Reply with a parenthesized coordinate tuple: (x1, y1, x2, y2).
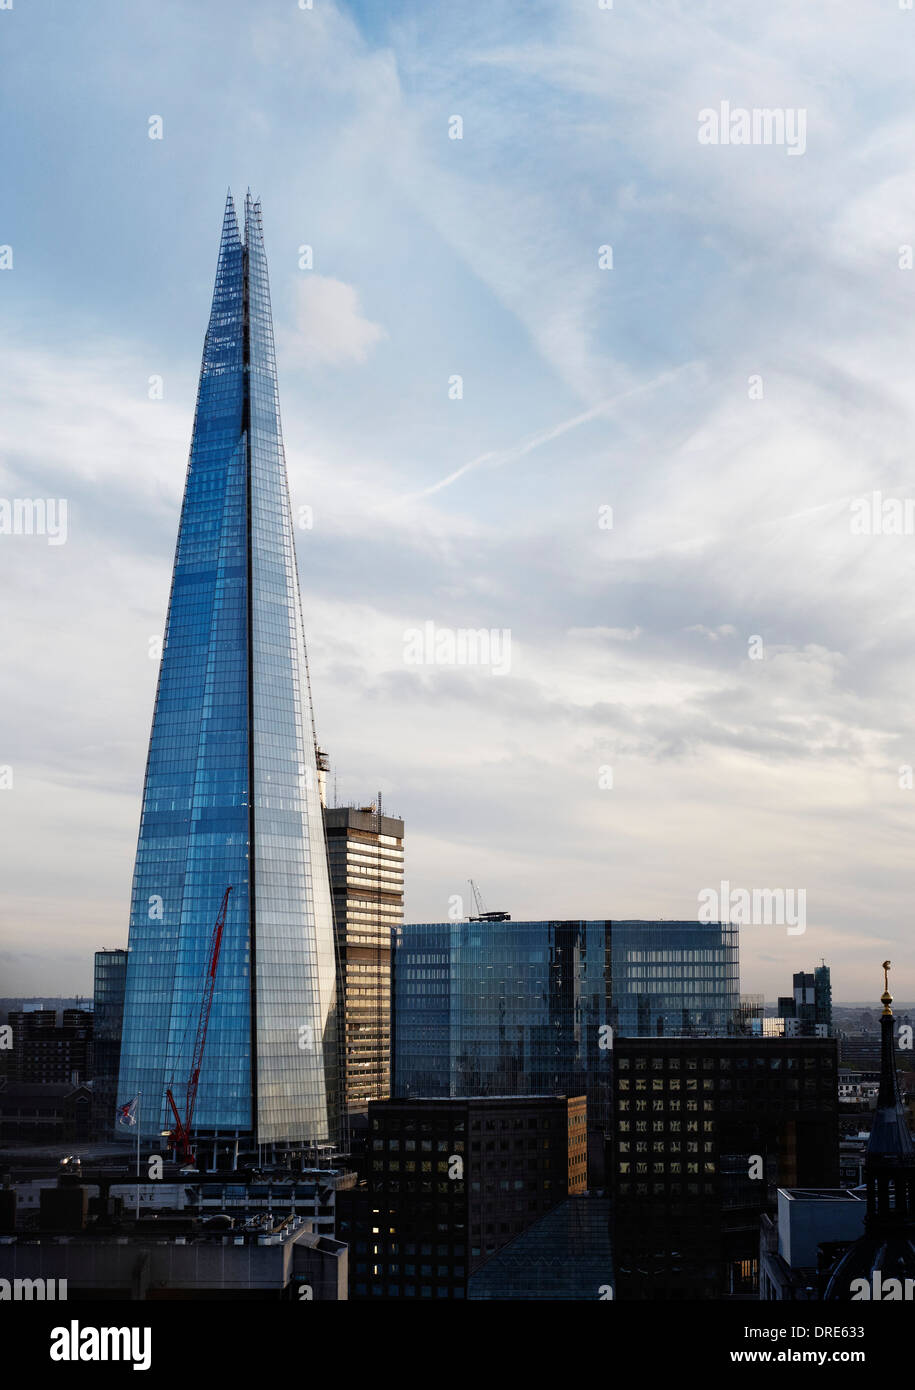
(117, 193, 337, 1161)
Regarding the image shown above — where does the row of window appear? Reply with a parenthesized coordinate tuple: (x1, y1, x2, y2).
(617, 1054, 833, 1070)
(618, 1160, 716, 1174)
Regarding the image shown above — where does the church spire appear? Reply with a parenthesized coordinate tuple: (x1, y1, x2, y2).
(869, 960, 913, 1162)
(824, 961, 915, 1298)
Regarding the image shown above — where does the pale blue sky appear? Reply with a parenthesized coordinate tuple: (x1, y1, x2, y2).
(2, 0, 915, 1001)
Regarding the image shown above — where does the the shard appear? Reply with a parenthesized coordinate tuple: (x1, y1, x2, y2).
(116, 193, 337, 1163)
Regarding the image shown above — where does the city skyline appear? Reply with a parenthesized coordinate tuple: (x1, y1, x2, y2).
(3, 0, 915, 1002)
(5, 0, 915, 1338)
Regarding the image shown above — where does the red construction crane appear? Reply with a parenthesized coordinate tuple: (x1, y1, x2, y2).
(165, 885, 232, 1166)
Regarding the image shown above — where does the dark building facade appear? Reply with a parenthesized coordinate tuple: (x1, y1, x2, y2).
(611, 1035, 839, 1299)
(91, 948, 127, 1139)
(0, 1081, 93, 1143)
(467, 1196, 613, 1300)
(324, 806, 403, 1120)
(6, 1009, 93, 1086)
(778, 964, 832, 1037)
(337, 1095, 586, 1299)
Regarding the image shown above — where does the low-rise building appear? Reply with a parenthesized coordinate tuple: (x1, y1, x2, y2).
(0, 1214, 347, 1299)
(759, 1188, 865, 1300)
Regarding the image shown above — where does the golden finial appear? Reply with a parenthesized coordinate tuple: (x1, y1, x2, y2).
(881, 959, 893, 1016)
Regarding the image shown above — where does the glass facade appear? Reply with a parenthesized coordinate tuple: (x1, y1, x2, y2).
(609, 920, 739, 1036)
(393, 920, 613, 1130)
(392, 920, 739, 1133)
(117, 194, 336, 1152)
(92, 949, 127, 1138)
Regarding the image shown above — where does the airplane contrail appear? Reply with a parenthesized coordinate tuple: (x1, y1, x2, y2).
(387, 362, 700, 506)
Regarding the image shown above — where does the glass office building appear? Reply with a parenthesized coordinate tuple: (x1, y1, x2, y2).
(609, 920, 739, 1037)
(92, 948, 127, 1139)
(393, 920, 611, 1121)
(392, 920, 739, 1132)
(117, 194, 337, 1159)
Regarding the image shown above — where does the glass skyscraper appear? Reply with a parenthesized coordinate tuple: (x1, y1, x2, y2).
(117, 194, 337, 1161)
(392, 919, 739, 1133)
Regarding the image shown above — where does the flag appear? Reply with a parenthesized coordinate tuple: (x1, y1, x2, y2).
(116, 1095, 139, 1128)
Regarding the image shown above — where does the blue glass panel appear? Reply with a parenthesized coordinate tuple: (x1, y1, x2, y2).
(392, 919, 739, 1136)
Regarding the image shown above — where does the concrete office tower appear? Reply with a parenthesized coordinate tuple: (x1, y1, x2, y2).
(117, 194, 337, 1163)
(324, 802, 404, 1118)
(612, 1033, 839, 1299)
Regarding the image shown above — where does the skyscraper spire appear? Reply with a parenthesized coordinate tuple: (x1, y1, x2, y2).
(117, 195, 337, 1164)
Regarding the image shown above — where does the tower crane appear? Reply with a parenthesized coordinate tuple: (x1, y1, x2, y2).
(165, 885, 232, 1166)
(467, 879, 511, 922)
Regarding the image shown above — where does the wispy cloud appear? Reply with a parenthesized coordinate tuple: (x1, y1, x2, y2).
(3, 0, 915, 1001)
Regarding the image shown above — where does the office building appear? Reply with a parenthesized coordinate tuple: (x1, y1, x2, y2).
(737, 994, 765, 1034)
(815, 963, 833, 1034)
(778, 963, 832, 1037)
(0, 1207, 347, 1300)
(611, 1034, 839, 1299)
(337, 1094, 586, 1299)
(91, 949, 127, 1140)
(610, 919, 739, 1036)
(393, 919, 738, 1148)
(3, 1147, 353, 1231)
(116, 194, 337, 1162)
(393, 921, 611, 1141)
(6, 1009, 93, 1085)
(324, 804, 404, 1119)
